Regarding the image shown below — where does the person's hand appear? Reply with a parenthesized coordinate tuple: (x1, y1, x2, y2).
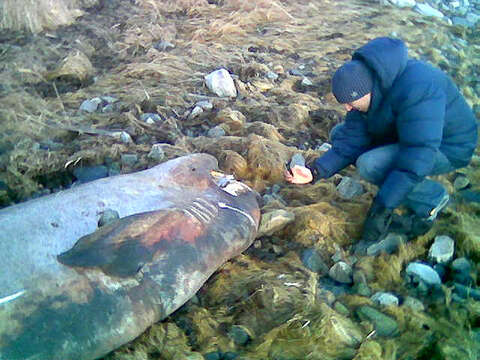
(284, 165, 313, 184)
(362, 201, 393, 242)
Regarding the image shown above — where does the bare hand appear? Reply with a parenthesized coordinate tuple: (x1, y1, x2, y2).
(284, 165, 313, 184)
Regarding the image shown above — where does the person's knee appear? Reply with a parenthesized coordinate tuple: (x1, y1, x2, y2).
(356, 153, 378, 183)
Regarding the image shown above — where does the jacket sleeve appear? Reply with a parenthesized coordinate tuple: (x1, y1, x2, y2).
(376, 82, 446, 209)
(310, 110, 372, 179)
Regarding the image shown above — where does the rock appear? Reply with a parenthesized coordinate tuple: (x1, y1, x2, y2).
(428, 235, 455, 263)
(289, 69, 304, 76)
(195, 100, 213, 111)
(301, 248, 329, 275)
(371, 292, 399, 307)
(266, 71, 279, 80)
(148, 144, 166, 162)
(367, 233, 406, 256)
(301, 77, 313, 86)
(451, 258, 474, 285)
(98, 209, 120, 227)
(406, 262, 442, 286)
(204, 351, 222, 360)
(140, 113, 162, 123)
(315, 142, 332, 152)
(388, 0, 416, 7)
(329, 261, 353, 284)
(228, 325, 251, 346)
(258, 209, 295, 237)
(453, 283, 480, 301)
(119, 131, 133, 144)
(223, 352, 239, 360)
(402, 296, 425, 312)
(289, 153, 306, 169)
(207, 126, 226, 138)
(73, 165, 109, 183)
(121, 154, 138, 167)
(188, 106, 204, 119)
(356, 306, 399, 337)
(153, 40, 175, 51)
(79, 97, 102, 113)
(336, 177, 364, 199)
(204, 68, 237, 97)
(414, 3, 445, 17)
(453, 174, 470, 190)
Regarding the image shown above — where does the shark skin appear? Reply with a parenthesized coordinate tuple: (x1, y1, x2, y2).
(0, 153, 260, 360)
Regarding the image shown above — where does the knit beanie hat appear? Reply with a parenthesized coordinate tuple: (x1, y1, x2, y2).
(331, 60, 373, 104)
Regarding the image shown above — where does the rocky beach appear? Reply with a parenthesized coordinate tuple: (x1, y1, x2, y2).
(0, 0, 479, 359)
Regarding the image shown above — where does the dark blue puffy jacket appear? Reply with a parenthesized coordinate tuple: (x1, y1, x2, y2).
(312, 37, 478, 209)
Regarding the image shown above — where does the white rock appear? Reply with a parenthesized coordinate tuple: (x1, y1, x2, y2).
(329, 261, 353, 284)
(388, 0, 416, 8)
(428, 235, 455, 263)
(204, 68, 237, 98)
(316, 142, 332, 152)
(414, 3, 444, 18)
(188, 106, 204, 119)
(195, 100, 214, 111)
(371, 292, 399, 306)
(406, 262, 442, 285)
(120, 131, 132, 144)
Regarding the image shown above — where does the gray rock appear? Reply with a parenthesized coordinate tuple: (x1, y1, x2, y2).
(329, 261, 353, 284)
(121, 154, 138, 167)
(428, 235, 455, 263)
(315, 142, 332, 152)
(406, 262, 442, 286)
(414, 3, 445, 17)
(153, 40, 175, 51)
(371, 292, 399, 307)
(336, 177, 364, 199)
(356, 306, 399, 337)
(367, 233, 406, 256)
(454, 174, 470, 190)
(289, 69, 304, 76)
(451, 257, 471, 273)
(388, 0, 416, 7)
(402, 296, 425, 311)
(258, 209, 295, 237)
(79, 97, 102, 113)
(266, 71, 279, 80)
(101, 96, 118, 104)
(140, 113, 162, 123)
(119, 131, 133, 144)
(289, 153, 306, 169)
(148, 143, 166, 162)
(73, 165, 108, 183)
(98, 209, 120, 227)
(301, 77, 313, 86)
(301, 248, 329, 275)
(204, 69, 237, 97)
(195, 100, 213, 111)
(207, 126, 226, 138)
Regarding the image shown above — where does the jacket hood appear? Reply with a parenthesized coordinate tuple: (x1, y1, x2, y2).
(352, 37, 408, 92)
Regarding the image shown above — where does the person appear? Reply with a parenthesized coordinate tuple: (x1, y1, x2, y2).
(285, 36, 478, 242)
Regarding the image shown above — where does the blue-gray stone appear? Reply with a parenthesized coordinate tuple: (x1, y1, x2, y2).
(98, 209, 119, 227)
(406, 262, 442, 286)
(140, 113, 162, 123)
(79, 98, 102, 113)
(356, 306, 399, 337)
(428, 235, 455, 264)
(367, 233, 406, 256)
(336, 177, 364, 200)
(73, 165, 109, 183)
(301, 248, 329, 275)
(228, 325, 251, 345)
(371, 292, 399, 307)
(329, 261, 353, 284)
(207, 126, 225, 138)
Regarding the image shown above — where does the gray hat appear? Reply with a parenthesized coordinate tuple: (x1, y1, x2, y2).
(331, 60, 373, 104)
